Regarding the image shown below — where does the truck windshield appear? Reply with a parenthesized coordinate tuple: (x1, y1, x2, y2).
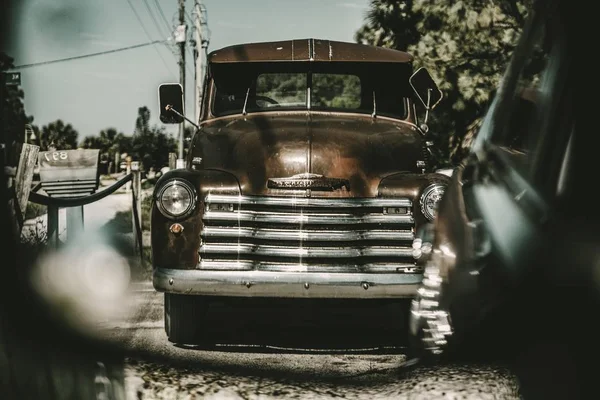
(211, 62, 411, 119)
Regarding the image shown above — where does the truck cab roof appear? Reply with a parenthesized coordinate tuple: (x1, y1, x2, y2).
(207, 38, 414, 64)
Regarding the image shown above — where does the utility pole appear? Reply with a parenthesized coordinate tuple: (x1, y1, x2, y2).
(176, 0, 186, 167)
(193, 1, 209, 123)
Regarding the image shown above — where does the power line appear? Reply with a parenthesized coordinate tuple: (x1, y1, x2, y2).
(141, 0, 169, 39)
(126, 0, 158, 45)
(125, 0, 176, 77)
(152, 0, 173, 34)
(185, 10, 194, 27)
(12, 40, 167, 69)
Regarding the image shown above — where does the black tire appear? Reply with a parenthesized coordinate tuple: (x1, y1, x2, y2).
(164, 293, 208, 344)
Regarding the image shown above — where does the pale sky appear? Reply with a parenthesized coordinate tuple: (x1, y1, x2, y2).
(6, 0, 370, 141)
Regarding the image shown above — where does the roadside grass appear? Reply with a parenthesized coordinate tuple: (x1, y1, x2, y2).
(100, 194, 153, 281)
(21, 187, 155, 282)
(19, 219, 49, 271)
(25, 202, 47, 219)
(102, 194, 152, 233)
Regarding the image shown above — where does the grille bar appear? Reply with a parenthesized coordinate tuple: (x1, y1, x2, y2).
(200, 243, 414, 258)
(201, 227, 415, 242)
(200, 195, 416, 273)
(205, 194, 412, 208)
(203, 210, 413, 226)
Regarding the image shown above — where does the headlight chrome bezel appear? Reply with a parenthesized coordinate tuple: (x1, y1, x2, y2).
(156, 179, 197, 220)
(420, 183, 446, 221)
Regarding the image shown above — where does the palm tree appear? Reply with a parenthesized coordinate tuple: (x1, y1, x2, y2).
(82, 128, 132, 174)
(35, 120, 79, 151)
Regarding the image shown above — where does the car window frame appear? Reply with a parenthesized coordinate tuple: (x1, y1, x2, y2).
(207, 62, 411, 120)
(475, 1, 572, 207)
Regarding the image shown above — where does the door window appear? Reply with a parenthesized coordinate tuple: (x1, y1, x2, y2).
(491, 22, 554, 179)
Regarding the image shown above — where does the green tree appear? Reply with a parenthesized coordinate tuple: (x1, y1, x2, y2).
(1, 52, 33, 159)
(130, 106, 177, 170)
(134, 106, 151, 136)
(355, 0, 420, 50)
(356, 0, 531, 163)
(33, 119, 79, 151)
(312, 74, 361, 109)
(81, 127, 131, 170)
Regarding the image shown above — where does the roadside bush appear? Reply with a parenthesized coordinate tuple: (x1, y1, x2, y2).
(24, 202, 47, 220)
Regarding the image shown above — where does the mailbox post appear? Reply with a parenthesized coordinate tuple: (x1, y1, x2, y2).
(66, 200, 84, 239)
(37, 149, 100, 246)
(125, 155, 132, 192)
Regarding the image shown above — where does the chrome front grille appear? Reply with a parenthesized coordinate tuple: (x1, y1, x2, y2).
(199, 194, 417, 273)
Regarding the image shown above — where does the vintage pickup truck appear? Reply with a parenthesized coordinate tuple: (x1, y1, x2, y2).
(151, 38, 449, 344)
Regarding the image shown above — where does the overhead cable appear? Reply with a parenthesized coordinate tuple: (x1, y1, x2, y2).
(13, 40, 167, 69)
(152, 0, 173, 34)
(126, 0, 176, 77)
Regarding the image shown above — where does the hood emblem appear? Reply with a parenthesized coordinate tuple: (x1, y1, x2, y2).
(268, 173, 350, 191)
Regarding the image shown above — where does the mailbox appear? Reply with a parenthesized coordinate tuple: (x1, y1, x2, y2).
(38, 149, 101, 198)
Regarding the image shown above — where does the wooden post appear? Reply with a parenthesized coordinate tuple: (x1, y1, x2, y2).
(169, 152, 177, 170)
(125, 167, 131, 192)
(131, 162, 142, 256)
(14, 143, 39, 218)
(47, 204, 59, 248)
(6, 143, 39, 236)
(4, 165, 20, 239)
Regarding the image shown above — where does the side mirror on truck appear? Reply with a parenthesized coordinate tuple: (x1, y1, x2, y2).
(158, 83, 185, 124)
(409, 68, 443, 111)
(409, 68, 443, 131)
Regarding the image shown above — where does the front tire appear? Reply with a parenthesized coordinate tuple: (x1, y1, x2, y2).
(164, 293, 208, 344)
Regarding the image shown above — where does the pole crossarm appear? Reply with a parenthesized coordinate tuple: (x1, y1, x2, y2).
(29, 173, 133, 207)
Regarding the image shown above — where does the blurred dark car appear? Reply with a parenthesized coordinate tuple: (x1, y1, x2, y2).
(408, 0, 595, 394)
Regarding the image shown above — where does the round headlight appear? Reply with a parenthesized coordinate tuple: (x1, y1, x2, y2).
(420, 184, 446, 221)
(157, 180, 196, 219)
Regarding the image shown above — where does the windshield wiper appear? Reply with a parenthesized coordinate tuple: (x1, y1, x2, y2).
(372, 90, 377, 118)
(242, 87, 251, 116)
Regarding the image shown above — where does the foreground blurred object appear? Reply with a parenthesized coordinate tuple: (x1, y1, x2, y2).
(1, 170, 127, 399)
(30, 231, 131, 338)
(408, 0, 595, 397)
(1, 4, 126, 395)
(152, 39, 451, 344)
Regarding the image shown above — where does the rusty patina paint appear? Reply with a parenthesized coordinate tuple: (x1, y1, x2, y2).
(153, 38, 446, 272)
(191, 113, 426, 198)
(151, 169, 240, 269)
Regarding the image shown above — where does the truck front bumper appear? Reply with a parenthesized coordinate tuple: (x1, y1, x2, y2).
(153, 267, 422, 299)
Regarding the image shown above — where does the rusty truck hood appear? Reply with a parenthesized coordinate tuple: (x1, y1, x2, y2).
(191, 113, 423, 197)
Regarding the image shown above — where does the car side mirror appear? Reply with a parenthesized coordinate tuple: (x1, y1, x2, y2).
(409, 68, 443, 130)
(158, 83, 185, 124)
(410, 68, 443, 111)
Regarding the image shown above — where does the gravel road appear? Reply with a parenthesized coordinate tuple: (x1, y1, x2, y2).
(98, 281, 521, 399)
(19, 187, 523, 399)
